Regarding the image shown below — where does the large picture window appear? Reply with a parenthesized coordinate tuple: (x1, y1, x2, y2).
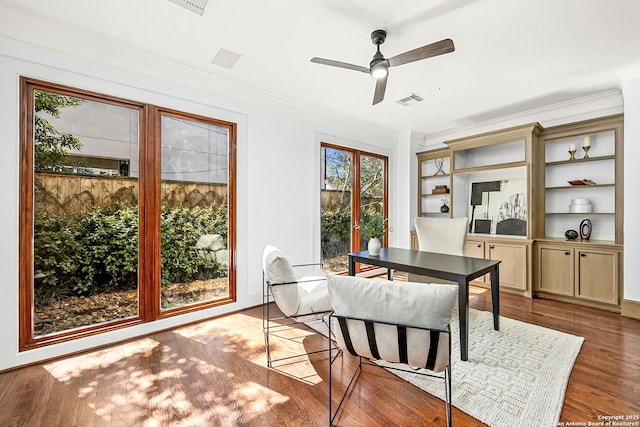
(19, 78, 236, 350)
(320, 143, 388, 273)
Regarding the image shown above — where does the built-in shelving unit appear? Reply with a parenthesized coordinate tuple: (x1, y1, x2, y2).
(446, 123, 541, 240)
(416, 148, 452, 218)
(537, 114, 623, 243)
(414, 115, 624, 307)
(534, 114, 624, 309)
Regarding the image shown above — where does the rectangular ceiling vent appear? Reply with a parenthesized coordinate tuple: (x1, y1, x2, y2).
(168, 0, 209, 16)
(396, 93, 424, 107)
(211, 48, 242, 69)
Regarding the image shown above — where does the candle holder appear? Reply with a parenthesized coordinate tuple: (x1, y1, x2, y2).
(568, 149, 576, 160)
(582, 145, 590, 159)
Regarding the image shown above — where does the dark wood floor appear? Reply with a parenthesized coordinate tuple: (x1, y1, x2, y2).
(1, 282, 639, 426)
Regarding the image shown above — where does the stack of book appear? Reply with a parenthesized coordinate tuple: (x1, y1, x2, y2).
(432, 185, 450, 194)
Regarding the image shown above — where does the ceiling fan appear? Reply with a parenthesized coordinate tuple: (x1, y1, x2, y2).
(311, 30, 455, 105)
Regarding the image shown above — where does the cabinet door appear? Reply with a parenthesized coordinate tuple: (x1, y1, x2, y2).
(576, 250, 618, 304)
(538, 246, 573, 296)
(465, 240, 487, 285)
(488, 243, 527, 290)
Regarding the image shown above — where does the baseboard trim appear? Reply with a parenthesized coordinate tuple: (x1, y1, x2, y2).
(621, 299, 640, 320)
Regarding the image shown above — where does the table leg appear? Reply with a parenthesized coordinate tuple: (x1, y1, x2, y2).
(348, 256, 356, 276)
(491, 264, 500, 331)
(458, 278, 469, 361)
(387, 268, 393, 281)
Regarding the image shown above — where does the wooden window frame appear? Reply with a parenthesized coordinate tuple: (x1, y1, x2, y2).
(321, 142, 389, 271)
(19, 77, 237, 350)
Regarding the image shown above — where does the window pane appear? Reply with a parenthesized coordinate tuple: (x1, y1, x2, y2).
(160, 115, 230, 310)
(321, 147, 352, 273)
(33, 92, 140, 336)
(359, 155, 385, 249)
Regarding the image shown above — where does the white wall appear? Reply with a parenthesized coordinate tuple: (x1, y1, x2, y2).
(621, 73, 640, 303)
(0, 38, 397, 370)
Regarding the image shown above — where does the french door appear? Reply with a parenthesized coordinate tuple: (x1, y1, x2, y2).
(19, 78, 236, 350)
(320, 143, 388, 273)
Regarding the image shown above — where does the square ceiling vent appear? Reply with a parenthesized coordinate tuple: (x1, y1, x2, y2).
(168, 0, 209, 15)
(211, 48, 242, 69)
(396, 93, 424, 107)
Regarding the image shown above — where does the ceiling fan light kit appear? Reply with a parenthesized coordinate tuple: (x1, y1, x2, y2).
(370, 62, 388, 79)
(311, 29, 454, 105)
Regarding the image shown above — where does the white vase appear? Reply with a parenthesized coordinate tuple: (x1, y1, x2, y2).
(368, 237, 382, 256)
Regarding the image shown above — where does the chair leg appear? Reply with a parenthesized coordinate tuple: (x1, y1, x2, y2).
(445, 363, 452, 427)
(330, 355, 363, 426)
(262, 273, 274, 367)
(263, 291, 337, 368)
(263, 303, 273, 368)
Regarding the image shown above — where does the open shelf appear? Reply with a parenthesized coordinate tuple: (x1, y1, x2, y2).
(545, 155, 615, 167)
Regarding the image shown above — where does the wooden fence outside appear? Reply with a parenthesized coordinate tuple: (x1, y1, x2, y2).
(35, 172, 228, 215)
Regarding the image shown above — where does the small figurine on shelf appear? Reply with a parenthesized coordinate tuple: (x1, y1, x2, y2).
(440, 198, 450, 213)
(579, 218, 592, 240)
(583, 135, 591, 159)
(434, 158, 446, 175)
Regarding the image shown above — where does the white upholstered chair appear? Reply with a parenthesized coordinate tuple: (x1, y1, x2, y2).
(327, 275, 456, 427)
(408, 216, 469, 283)
(262, 245, 334, 367)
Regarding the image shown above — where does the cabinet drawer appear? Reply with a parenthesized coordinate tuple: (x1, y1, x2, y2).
(576, 250, 618, 305)
(488, 243, 527, 290)
(538, 247, 573, 296)
(465, 240, 488, 285)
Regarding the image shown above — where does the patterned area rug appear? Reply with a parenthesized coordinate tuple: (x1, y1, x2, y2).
(310, 309, 584, 427)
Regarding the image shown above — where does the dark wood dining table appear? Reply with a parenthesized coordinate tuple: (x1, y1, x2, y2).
(348, 247, 501, 361)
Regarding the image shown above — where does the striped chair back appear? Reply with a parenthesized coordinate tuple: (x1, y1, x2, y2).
(331, 315, 451, 373)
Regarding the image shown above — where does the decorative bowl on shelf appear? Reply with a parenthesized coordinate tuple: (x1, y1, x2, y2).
(567, 179, 596, 186)
(569, 198, 592, 213)
(565, 229, 579, 240)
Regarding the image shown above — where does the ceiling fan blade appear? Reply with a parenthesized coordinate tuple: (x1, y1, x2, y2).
(372, 75, 388, 105)
(310, 57, 370, 73)
(388, 38, 455, 67)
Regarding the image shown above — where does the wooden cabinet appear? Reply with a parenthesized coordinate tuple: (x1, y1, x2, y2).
(537, 246, 574, 296)
(466, 237, 530, 293)
(465, 239, 487, 285)
(465, 239, 484, 258)
(412, 115, 624, 305)
(533, 114, 623, 308)
(487, 242, 528, 291)
(535, 241, 620, 307)
(576, 248, 619, 304)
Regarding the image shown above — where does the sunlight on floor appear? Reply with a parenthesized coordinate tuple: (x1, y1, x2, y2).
(43, 337, 160, 382)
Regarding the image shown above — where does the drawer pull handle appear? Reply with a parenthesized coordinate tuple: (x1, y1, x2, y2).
(477, 244, 482, 248)
(489, 245, 495, 249)
(580, 253, 586, 257)
(564, 251, 570, 255)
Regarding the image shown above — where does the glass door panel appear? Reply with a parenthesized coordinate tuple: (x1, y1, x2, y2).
(32, 91, 140, 336)
(320, 146, 352, 273)
(359, 155, 386, 250)
(160, 114, 230, 310)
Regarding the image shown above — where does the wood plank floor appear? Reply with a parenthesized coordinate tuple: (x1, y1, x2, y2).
(1, 281, 639, 426)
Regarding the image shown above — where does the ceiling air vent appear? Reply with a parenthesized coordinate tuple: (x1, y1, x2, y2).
(211, 48, 242, 69)
(396, 93, 424, 107)
(168, 0, 209, 16)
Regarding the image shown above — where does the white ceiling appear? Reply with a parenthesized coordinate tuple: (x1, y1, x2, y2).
(1, 0, 640, 136)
